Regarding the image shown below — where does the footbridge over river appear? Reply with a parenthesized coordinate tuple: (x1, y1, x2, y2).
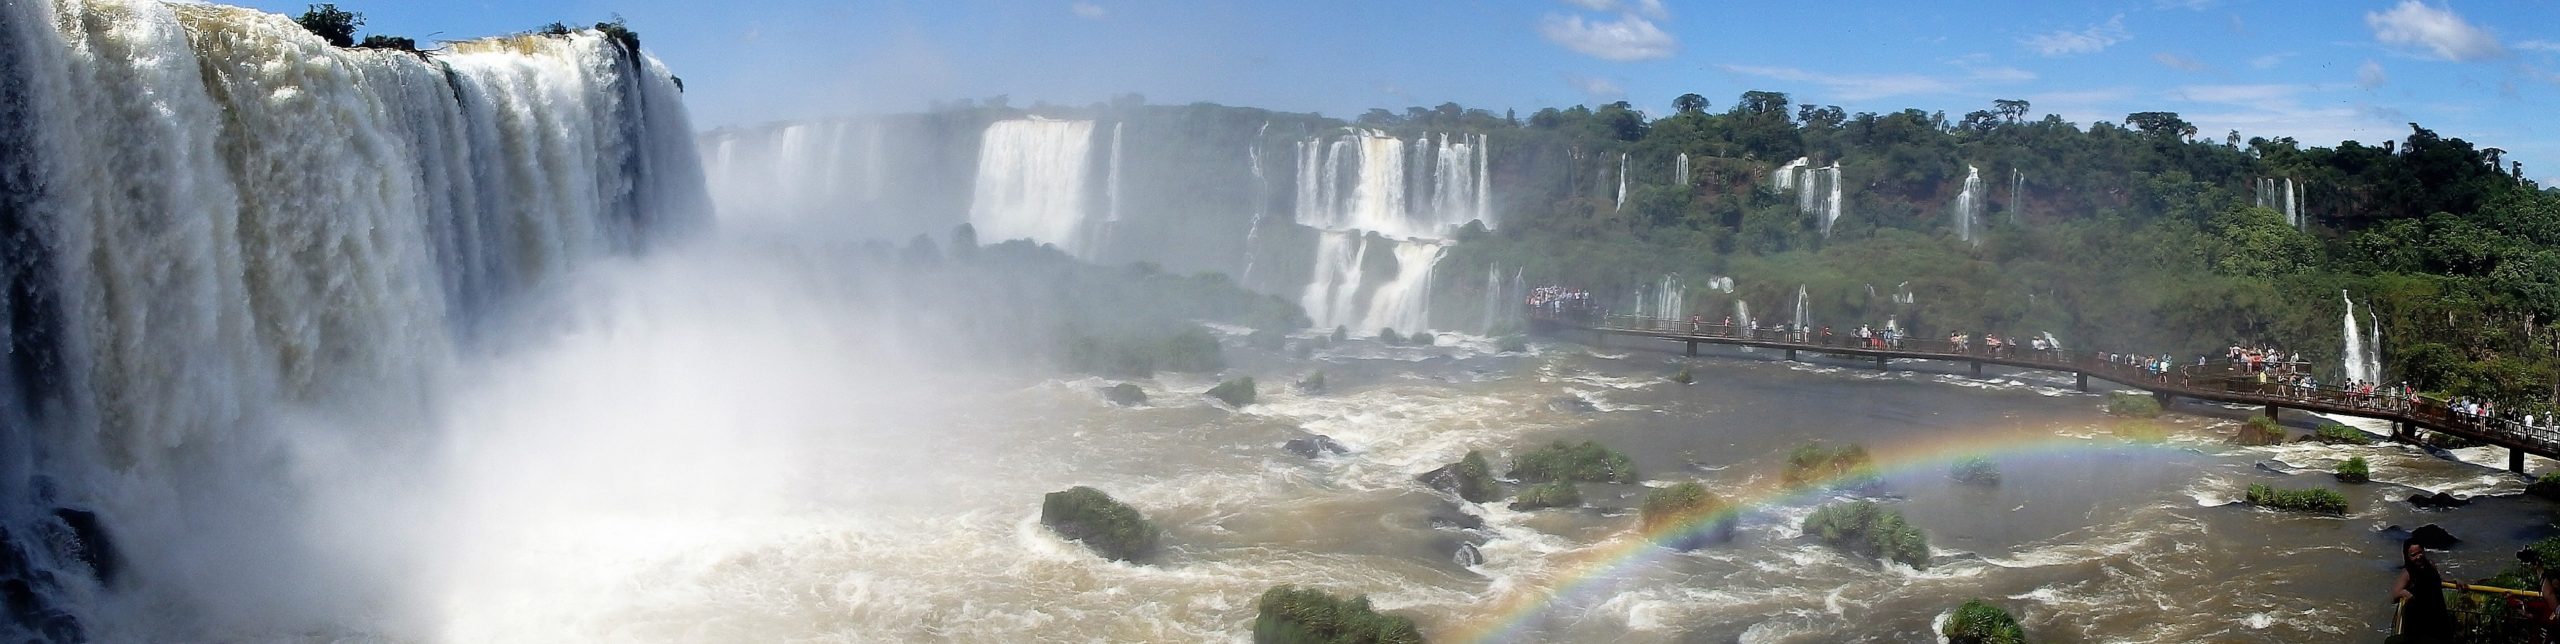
(1531, 311, 2560, 473)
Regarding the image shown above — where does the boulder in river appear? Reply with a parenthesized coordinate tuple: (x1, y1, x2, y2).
(2410, 524, 2461, 549)
(1099, 383, 1147, 406)
(1039, 486, 1160, 562)
(1206, 377, 1256, 407)
(1282, 435, 1349, 459)
(1417, 451, 1502, 503)
(2407, 492, 2471, 509)
(1548, 395, 1599, 414)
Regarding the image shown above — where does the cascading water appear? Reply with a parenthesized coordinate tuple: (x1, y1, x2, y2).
(1482, 262, 1506, 333)
(1773, 158, 1844, 236)
(1793, 285, 1809, 330)
(1675, 152, 1691, 186)
(1291, 130, 1490, 331)
(2343, 291, 2383, 383)
(1651, 274, 1685, 320)
(1106, 122, 1125, 222)
(2010, 168, 2025, 223)
(970, 118, 1099, 256)
(1774, 157, 1808, 190)
(0, 1, 705, 638)
(701, 118, 893, 226)
(1734, 300, 1753, 329)
(1615, 152, 1629, 212)
(2257, 177, 2303, 228)
(1241, 122, 1270, 284)
(1955, 164, 1983, 244)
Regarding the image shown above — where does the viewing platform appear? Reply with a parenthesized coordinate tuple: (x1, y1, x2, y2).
(1532, 311, 2560, 473)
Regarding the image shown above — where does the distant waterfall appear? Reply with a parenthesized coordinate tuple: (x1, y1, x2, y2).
(1615, 152, 1630, 212)
(2256, 177, 2303, 228)
(1106, 122, 1125, 222)
(1482, 262, 1507, 333)
(1241, 122, 1270, 284)
(970, 119, 1099, 256)
(1292, 129, 1490, 332)
(2343, 291, 2382, 382)
(1954, 165, 1983, 244)
(1675, 153, 1691, 185)
(1793, 285, 1810, 329)
(0, 1, 706, 636)
(1651, 274, 1685, 319)
(2010, 168, 2025, 223)
(1735, 300, 1753, 329)
(1773, 158, 1844, 236)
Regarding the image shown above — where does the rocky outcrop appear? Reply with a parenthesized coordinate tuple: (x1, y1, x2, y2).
(1417, 451, 1502, 503)
(2408, 491, 2470, 509)
(1282, 435, 1349, 459)
(1100, 383, 1147, 406)
(1207, 377, 1257, 407)
(1040, 487, 1161, 562)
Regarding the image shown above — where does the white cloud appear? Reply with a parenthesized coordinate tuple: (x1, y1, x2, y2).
(2023, 15, 2129, 57)
(2366, 1, 2504, 61)
(1717, 64, 1959, 101)
(2157, 83, 2397, 145)
(2519, 40, 2560, 52)
(2155, 0, 2215, 9)
(1069, 2, 1105, 19)
(1562, 73, 1625, 100)
(2153, 52, 2210, 72)
(2249, 52, 2294, 69)
(1539, 13, 1677, 61)
(2357, 60, 2388, 88)
(1557, 0, 1668, 19)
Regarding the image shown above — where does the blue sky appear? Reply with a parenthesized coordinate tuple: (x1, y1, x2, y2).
(248, 0, 2560, 182)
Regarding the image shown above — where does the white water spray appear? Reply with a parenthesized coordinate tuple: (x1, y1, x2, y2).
(970, 119, 1098, 256)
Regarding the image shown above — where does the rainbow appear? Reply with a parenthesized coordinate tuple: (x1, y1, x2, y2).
(1451, 425, 2200, 642)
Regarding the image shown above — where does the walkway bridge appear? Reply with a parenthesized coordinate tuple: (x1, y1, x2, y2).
(1532, 311, 2560, 473)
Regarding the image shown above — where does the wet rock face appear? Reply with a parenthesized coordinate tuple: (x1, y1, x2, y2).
(2408, 524, 2460, 550)
(1282, 435, 1349, 459)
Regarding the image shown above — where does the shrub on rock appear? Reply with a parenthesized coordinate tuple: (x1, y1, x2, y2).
(1943, 599, 2027, 644)
(2314, 423, 2374, 445)
(1950, 457, 2001, 485)
(2244, 483, 2347, 514)
(2104, 392, 2162, 418)
(1297, 372, 1326, 394)
(1410, 331, 1436, 346)
(2232, 417, 2285, 446)
(1252, 585, 1425, 644)
(1803, 500, 1929, 569)
(1640, 482, 1735, 548)
(1672, 366, 1693, 385)
(1209, 377, 1258, 407)
(1784, 442, 1874, 487)
(1508, 481, 1580, 511)
(1508, 440, 1636, 484)
(2335, 456, 2370, 483)
(1418, 451, 1502, 503)
(1040, 487, 1160, 562)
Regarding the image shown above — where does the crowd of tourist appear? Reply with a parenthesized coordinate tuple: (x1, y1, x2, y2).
(1527, 287, 1592, 314)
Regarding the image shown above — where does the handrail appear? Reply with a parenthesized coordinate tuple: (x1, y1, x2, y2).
(1539, 310, 2560, 454)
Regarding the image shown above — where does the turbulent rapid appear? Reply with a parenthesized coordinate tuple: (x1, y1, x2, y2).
(0, 0, 702, 639)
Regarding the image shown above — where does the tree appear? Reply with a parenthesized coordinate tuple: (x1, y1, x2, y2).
(1991, 98, 2030, 123)
(295, 4, 362, 48)
(355, 34, 417, 52)
(1798, 104, 1846, 129)
(2124, 111, 2194, 141)
(1673, 93, 1708, 115)
(1739, 90, 1793, 117)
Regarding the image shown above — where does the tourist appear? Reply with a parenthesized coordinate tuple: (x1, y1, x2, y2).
(2394, 539, 2463, 641)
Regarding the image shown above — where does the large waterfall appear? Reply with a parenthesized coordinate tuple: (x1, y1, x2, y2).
(0, 1, 704, 638)
(2344, 291, 2383, 383)
(1292, 130, 1490, 333)
(1954, 164, 1983, 244)
(2257, 177, 2302, 228)
(1675, 152, 1691, 185)
(970, 118, 1101, 256)
(1773, 158, 1844, 236)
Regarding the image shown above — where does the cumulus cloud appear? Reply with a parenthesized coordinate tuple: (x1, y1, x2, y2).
(1069, 2, 1104, 19)
(2357, 60, 2388, 87)
(2249, 52, 2294, 69)
(1559, 0, 1668, 19)
(2519, 40, 2560, 53)
(2153, 52, 2210, 72)
(2023, 15, 2129, 57)
(2366, 1, 2504, 61)
(1539, 12, 1677, 61)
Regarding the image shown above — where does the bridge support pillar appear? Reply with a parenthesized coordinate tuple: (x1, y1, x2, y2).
(1970, 361, 1983, 377)
(2152, 391, 2170, 407)
(2075, 373, 2088, 392)
(1875, 355, 1888, 371)
(2514, 448, 2528, 474)
(1685, 341, 1697, 357)
(1786, 348, 1798, 361)
(1594, 331, 1606, 349)
(2264, 405, 2280, 420)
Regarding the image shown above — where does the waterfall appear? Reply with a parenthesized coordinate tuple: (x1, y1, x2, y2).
(1823, 163, 1844, 236)
(1651, 274, 1685, 319)
(1773, 158, 1844, 236)
(2010, 168, 2025, 223)
(2256, 177, 2303, 228)
(1290, 129, 1489, 331)
(1615, 152, 1629, 212)
(1482, 262, 1506, 333)
(2285, 177, 2300, 228)
(1106, 122, 1125, 222)
(969, 118, 1098, 256)
(1793, 285, 1809, 329)
(1241, 122, 1269, 284)
(2343, 291, 2371, 382)
(701, 118, 894, 227)
(1774, 157, 1808, 190)
(1734, 300, 1753, 329)
(1955, 165, 1983, 244)
(1675, 153, 1691, 185)
(2369, 309, 2384, 382)
(0, 0, 705, 635)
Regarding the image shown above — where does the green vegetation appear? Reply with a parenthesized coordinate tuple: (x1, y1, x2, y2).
(1378, 328, 1406, 345)
(294, 4, 362, 47)
(1950, 457, 2001, 485)
(1508, 481, 1581, 511)
(1507, 440, 1636, 484)
(2335, 456, 2370, 483)
(1639, 482, 1728, 532)
(1672, 366, 1693, 385)
(1784, 442, 1875, 487)
(2243, 483, 2348, 514)
(2233, 417, 2286, 446)
(354, 34, 417, 52)
(1943, 599, 2028, 644)
(1440, 451, 1502, 503)
(1039, 487, 1160, 562)
(1100, 383, 1147, 406)
(2104, 392, 2162, 418)
(1252, 585, 1425, 644)
(1208, 377, 1257, 407)
(1803, 501, 1930, 569)
(1496, 335, 1530, 353)
(2427, 431, 2483, 450)
(2312, 422, 2374, 445)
